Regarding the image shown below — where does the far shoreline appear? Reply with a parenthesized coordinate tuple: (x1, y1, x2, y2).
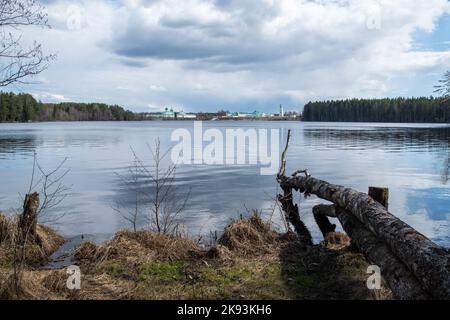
(1, 119, 450, 125)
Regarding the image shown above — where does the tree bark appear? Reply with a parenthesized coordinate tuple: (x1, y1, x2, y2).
(314, 204, 431, 299)
(281, 175, 450, 299)
(312, 204, 336, 238)
(277, 186, 313, 245)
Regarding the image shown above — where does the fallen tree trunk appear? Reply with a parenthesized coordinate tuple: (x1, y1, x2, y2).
(313, 204, 431, 299)
(281, 175, 450, 299)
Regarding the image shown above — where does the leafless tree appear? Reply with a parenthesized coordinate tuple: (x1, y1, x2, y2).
(0, 0, 55, 86)
(113, 155, 142, 232)
(10, 153, 70, 298)
(114, 139, 190, 235)
(146, 139, 190, 234)
(434, 70, 450, 100)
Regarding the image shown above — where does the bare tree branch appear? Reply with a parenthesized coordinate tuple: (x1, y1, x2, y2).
(434, 70, 450, 100)
(0, 0, 55, 87)
(114, 139, 191, 235)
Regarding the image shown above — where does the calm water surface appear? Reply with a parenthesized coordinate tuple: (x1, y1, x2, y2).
(0, 121, 449, 247)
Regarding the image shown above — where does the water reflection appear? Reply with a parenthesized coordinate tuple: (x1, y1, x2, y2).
(0, 122, 449, 247)
(442, 156, 450, 184)
(0, 134, 38, 158)
(303, 126, 450, 152)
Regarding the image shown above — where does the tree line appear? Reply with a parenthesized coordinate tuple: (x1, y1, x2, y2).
(303, 97, 450, 123)
(0, 92, 136, 122)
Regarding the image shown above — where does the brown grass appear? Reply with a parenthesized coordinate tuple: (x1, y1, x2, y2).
(0, 215, 64, 267)
(218, 213, 279, 256)
(0, 213, 392, 300)
(0, 213, 65, 300)
(75, 230, 203, 271)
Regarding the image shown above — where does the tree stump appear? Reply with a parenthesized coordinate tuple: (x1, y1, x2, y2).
(19, 193, 39, 242)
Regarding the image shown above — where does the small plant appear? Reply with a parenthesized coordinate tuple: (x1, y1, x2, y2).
(114, 138, 190, 235)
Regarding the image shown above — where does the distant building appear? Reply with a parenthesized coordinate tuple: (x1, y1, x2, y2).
(146, 107, 196, 119)
(226, 111, 267, 118)
(146, 107, 175, 118)
(176, 111, 196, 119)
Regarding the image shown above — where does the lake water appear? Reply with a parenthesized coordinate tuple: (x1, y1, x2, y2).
(0, 121, 449, 247)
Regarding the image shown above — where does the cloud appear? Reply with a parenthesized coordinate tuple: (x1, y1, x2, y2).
(6, 0, 450, 112)
(149, 85, 167, 92)
(32, 92, 66, 102)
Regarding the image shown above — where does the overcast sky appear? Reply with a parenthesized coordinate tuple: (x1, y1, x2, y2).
(7, 0, 450, 113)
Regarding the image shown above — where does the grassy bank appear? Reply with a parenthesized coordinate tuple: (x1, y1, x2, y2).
(0, 213, 391, 300)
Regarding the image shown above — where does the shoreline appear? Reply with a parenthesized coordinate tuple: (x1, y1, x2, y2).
(0, 213, 390, 300)
(1, 119, 450, 124)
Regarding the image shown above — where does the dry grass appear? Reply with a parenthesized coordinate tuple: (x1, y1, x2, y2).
(218, 213, 280, 256)
(75, 230, 203, 271)
(0, 213, 65, 300)
(0, 213, 64, 267)
(0, 214, 64, 266)
(0, 212, 392, 300)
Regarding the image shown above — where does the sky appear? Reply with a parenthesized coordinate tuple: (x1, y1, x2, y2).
(6, 0, 450, 113)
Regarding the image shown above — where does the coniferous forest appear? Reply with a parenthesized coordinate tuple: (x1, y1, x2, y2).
(0, 92, 135, 122)
(303, 97, 450, 123)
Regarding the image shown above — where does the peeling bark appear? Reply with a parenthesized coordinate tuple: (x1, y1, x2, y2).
(282, 175, 450, 299)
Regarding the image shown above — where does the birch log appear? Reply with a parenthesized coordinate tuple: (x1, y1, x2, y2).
(281, 175, 450, 299)
(313, 204, 431, 299)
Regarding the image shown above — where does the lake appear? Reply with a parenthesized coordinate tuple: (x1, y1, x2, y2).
(0, 121, 449, 247)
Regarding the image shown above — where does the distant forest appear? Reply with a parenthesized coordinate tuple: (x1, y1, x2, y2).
(0, 92, 135, 122)
(303, 97, 450, 123)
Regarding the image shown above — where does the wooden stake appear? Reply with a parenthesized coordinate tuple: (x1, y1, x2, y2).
(368, 187, 389, 209)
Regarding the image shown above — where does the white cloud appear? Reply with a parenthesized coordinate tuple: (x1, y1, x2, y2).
(32, 92, 66, 102)
(149, 85, 167, 92)
(8, 0, 450, 112)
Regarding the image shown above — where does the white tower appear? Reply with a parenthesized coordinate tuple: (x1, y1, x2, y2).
(279, 104, 284, 117)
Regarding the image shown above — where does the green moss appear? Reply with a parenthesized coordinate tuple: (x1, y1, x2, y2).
(129, 258, 292, 300)
(102, 262, 131, 279)
(139, 262, 186, 282)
